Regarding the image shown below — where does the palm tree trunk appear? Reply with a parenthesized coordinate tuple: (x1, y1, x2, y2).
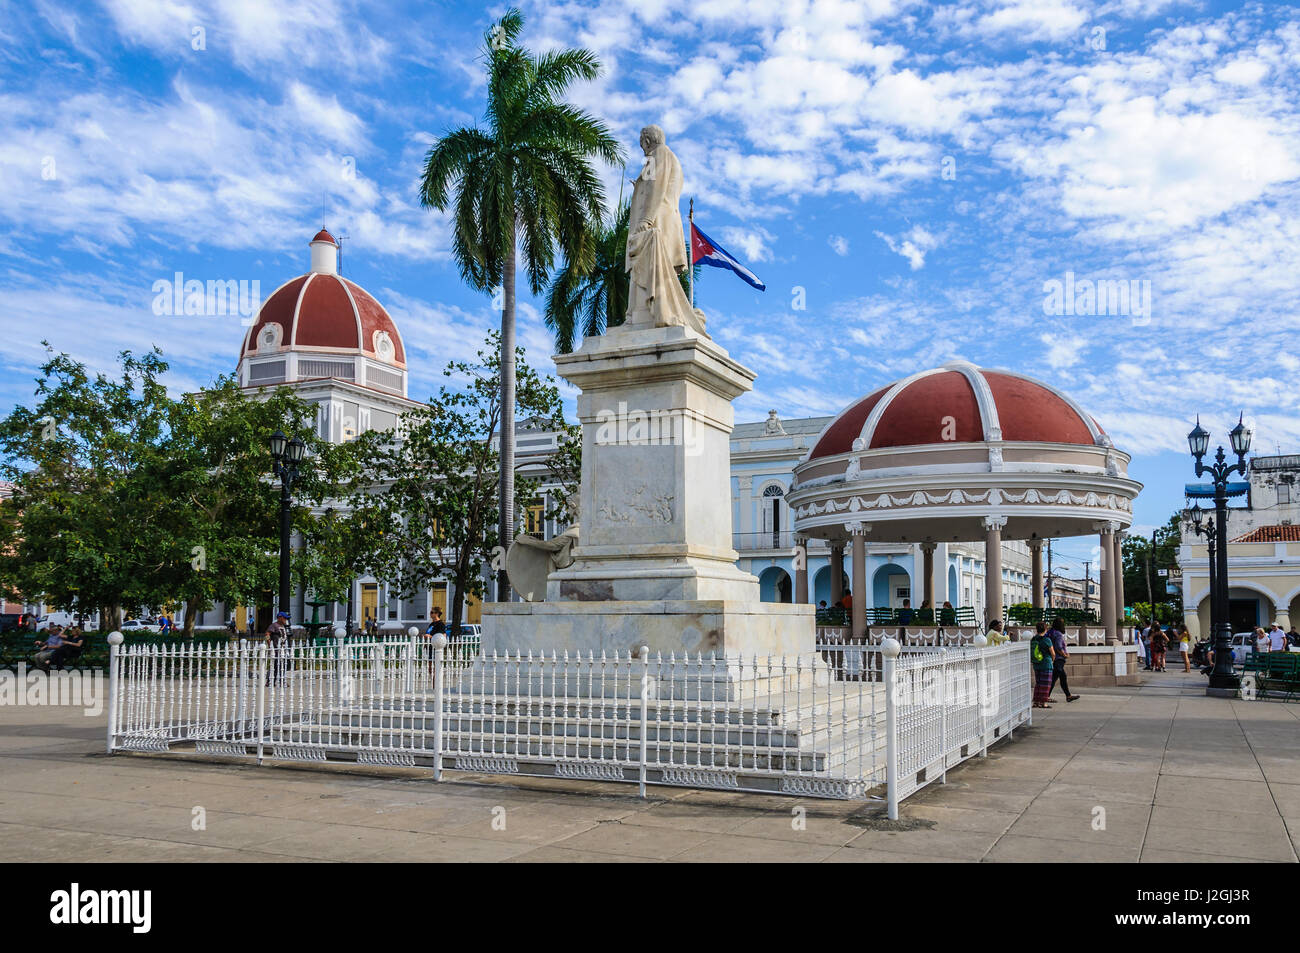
(498, 221, 517, 602)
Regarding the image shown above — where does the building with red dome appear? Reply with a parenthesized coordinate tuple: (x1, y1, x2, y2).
(783, 362, 1140, 655)
(238, 229, 421, 445)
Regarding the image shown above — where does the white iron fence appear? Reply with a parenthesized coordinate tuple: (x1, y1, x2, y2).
(105, 634, 1031, 818)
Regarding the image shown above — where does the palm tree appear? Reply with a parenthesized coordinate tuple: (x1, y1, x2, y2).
(544, 200, 631, 353)
(419, 9, 621, 599)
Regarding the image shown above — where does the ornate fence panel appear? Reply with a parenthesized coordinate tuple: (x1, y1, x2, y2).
(107, 634, 1032, 817)
(883, 642, 1032, 814)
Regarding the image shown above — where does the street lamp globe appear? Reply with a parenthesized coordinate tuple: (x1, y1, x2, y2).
(269, 429, 288, 459)
(287, 436, 307, 464)
(1228, 414, 1251, 458)
(1187, 418, 1210, 460)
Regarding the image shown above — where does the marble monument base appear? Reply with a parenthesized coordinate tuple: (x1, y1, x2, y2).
(482, 599, 817, 659)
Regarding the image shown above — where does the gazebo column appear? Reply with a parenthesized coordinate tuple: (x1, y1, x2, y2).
(1099, 521, 1117, 644)
(983, 515, 1006, 627)
(794, 535, 809, 604)
(848, 523, 868, 641)
(830, 541, 845, 607)
(921, 542, 936, 611)
(1029, 539, 1044, 610)
(1112, 529, 1126, 636)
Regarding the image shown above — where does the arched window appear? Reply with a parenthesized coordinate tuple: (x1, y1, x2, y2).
(761, 484, 784, 547)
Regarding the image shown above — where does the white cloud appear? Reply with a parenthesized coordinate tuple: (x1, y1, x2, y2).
(718, 225, 775, 263)
(876, 225, 939, 270)
(974, 1, 1089, 42)
(1040, 332, 1087, 369)
(828, 234, 849, 256)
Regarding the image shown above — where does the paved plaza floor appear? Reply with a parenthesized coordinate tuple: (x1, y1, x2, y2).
(2, 669, 1297, 862)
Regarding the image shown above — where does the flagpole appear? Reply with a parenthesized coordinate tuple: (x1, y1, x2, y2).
(688, 197, 694, 310)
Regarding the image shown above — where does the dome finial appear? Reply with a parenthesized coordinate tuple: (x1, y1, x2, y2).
(309, 228, 338, 274)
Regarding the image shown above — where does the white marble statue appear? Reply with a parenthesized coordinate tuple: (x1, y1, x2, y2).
(624, 125, 707, 335)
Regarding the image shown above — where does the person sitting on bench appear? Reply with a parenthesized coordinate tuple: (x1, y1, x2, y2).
(53, 626, 84, 668)
(33, 626, 65, 673)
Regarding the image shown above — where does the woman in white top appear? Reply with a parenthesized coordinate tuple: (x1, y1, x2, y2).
(1178, 624, 1191, 672)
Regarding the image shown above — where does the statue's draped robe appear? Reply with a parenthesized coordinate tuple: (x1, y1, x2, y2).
(624, 144, 706, 335)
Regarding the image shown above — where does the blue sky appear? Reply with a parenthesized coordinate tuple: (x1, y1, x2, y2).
(3, 0, 1299, 565)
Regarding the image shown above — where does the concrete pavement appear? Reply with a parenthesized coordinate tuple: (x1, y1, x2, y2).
(2, 669, 1297, 862)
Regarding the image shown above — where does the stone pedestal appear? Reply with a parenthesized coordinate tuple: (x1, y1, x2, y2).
(483, 324, 816, 660)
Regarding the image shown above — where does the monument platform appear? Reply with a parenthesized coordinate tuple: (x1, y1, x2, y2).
(482, 599, 816, 658)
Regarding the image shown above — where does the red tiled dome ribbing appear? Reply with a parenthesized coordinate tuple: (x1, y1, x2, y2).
(242, 274, 405, 365)
(809, 364, 1102, 459)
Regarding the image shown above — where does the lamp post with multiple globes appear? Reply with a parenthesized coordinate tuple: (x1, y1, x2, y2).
(1187, 414, 1251, 692)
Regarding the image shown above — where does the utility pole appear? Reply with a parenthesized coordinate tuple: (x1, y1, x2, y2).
(1083, 560, 1092, 613)
(1046, 540, 1054, 610)
(1145, 529, 1155, 620)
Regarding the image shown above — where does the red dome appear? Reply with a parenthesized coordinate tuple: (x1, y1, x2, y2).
(242, 272, 406, 366)
(809, 363, 1104, 459)
(311, 228, 336, 245)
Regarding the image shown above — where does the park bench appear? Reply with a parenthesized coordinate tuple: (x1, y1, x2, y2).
(1240, 652, 1300, 701)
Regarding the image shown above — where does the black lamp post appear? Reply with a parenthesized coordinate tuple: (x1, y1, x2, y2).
(1187, 414, 1251, 692)
(1184, 503, 1218, 632)
(270, 429, 306, 626)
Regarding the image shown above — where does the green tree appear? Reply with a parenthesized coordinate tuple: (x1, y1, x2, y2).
(352, 334, 569, 637)
(544, 199, 631, 353)
(1122, 512, 1184, 622)
(418, 7, 621, 599)
(0, 348, 175, 629)
(156, 376, 345, 636)
(0, 350, 362, 636)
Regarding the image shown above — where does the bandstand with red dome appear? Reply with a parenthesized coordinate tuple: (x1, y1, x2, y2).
(786, 362, 1142, 652)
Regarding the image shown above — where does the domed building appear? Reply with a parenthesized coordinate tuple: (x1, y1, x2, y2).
(785, 362, 1142, 649)
(193, 230, 431, 635)
(239, 229, 422, 443)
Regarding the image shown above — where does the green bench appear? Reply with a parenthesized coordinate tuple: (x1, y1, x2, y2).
(1240, 652, 1300, 701)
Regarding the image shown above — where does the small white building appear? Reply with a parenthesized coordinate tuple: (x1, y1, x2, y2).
(1180, 453, 1300, 637)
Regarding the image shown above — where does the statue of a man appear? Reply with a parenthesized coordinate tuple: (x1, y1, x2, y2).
(624, 125, 707, 335)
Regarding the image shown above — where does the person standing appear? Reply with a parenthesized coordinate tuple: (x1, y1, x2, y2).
(265, 611, 291, 686)
(1031, 622, 1056, 708)
(1269, 623, 1287, 653)
(1150, 624, 1169, 672)
(1179, 625, 1192, 672)
(1049, 616, 1080, 702)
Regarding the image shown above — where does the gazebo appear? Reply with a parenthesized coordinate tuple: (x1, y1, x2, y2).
(786, 362, 1143, 647)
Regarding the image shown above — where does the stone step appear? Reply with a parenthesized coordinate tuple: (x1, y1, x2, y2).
(271, 723, 840, 772)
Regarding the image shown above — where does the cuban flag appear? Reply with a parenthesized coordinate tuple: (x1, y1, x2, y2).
(691, 223, 766, 291)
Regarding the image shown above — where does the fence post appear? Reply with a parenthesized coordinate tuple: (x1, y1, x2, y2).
(431, 632, 447, 781)
(255, 643, 267, 764)
(938, 647, 947, 784)
(105, 631, 124, 754)
(236, 639, 249, 733)
(881, 637, 900, 821)
(638, 645, 650, 798)
(333, 626, 348, 707)
(977, 640, 989, 757)
(404, 627, 418, 693)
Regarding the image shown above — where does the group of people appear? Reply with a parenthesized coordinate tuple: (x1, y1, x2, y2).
(1015, 617, 1082, 709)
(1135, 623, 1192, 672)
(815, 595, 960, 626)
(32, 624, 85, 673)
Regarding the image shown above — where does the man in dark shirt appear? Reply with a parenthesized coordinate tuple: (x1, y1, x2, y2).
(898, 598, 915, 626)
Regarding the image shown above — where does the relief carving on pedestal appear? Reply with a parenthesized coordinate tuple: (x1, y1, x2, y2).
(597, 483, 676, 525)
